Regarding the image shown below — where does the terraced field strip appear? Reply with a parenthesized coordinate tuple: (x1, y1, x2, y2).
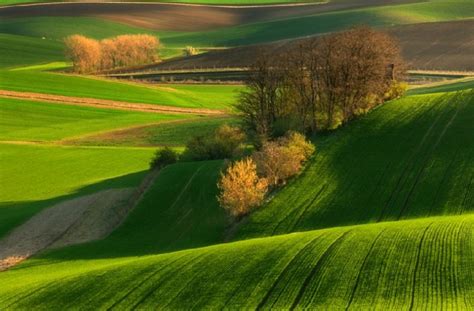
(0, 215, 472, 309)
(0, 90, 227, 115)
(237, 90, 474, 238)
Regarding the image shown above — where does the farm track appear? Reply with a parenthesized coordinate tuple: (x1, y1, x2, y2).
(0, 90, 228, 115)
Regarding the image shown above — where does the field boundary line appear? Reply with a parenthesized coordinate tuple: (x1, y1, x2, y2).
(0, 90, 228, 116)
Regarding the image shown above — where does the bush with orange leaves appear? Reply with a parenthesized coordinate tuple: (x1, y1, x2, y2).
(64, 35, 102, 74)
(253, 131, 314, 187)
(217, 158, 268, 218)
(65, 34, 159, 73)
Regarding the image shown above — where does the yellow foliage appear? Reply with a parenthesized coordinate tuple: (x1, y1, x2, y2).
(217, 158, 268, 218)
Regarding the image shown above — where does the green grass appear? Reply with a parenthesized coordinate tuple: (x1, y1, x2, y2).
(0, 214, 471, 309)
(238, 90, 474, 238)
(0, 143, 155, 238)
(408, 78, 474, 95)
(0, 70, 242, 110)
(0, 90, 472, 308)
(68, 116, 239, 147)
(0, 34, 64, 69)
(0, 97, 191, 142)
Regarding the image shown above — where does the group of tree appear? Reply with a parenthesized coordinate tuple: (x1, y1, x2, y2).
(64, 34, 160, 73)
(237, 26, 407, 142)
(182, 124, 246, 161)
(218, 131, 314, 218)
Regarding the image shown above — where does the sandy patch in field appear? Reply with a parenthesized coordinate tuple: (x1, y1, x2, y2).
(0, 90, 227, 115)
(0, 189, 133, 271)
(0, 167, 161, 271)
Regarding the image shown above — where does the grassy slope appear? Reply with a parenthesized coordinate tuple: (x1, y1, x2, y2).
(0, 89, 472, 308)
(0, 97, 191, 142)
(0, 34, 64, 69)
(408, 78, 474, 95)
(0, 214, 472, 309)
(238, 90, 474, 238)
(67, 116, 238, 146)
(0, 70, 241, 110)
(0, 143, 154, 238)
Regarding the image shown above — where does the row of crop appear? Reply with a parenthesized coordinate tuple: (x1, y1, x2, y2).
(237, 92, 473, 240)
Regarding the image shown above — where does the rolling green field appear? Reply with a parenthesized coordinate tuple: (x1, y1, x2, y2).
(0, 214, 471, 309)
(239, 91, 474, 238)
(408, 78, 474, 95)
(0, 97, 191, 142)
(0, 87, 472, 308)
(0, 34, 64, 69)
(0, 70, 242, 110)
(0, 0, 473, 307)
(0, 143, 154, 238)
(68, 116, 238, 146)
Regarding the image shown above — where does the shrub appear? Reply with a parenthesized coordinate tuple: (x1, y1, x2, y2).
(253, 131, 314, 186)
(217, 158, 268, 218)
(65, 34, 160, 73)
(385, 80, 408, 100)
(183, 124, 246, 161)
(64, 35, 101, 74)
(184, 46, 198, 56)
(149, 147, 178, 169)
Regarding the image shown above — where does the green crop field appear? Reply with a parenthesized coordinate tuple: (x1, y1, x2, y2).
(0, 34, 64, 69)
(408, 78, 474, 95)
(0, 70, 242, 110)
(0, 97, 191, 142)
(1, 88, 472, 309)
(238, 90, 474, 238)
(0, 214, 471, 309)
(0, 143, 155, 238)
(68, 116, 238, 147)
(0, 0, 473, 308)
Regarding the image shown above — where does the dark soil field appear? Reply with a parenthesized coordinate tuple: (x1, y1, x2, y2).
(128, 19, 474, 71)
(0, 0, 418, 31)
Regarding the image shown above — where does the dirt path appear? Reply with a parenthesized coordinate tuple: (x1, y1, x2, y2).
(0, 90, 227, 116)
(0, 168, 162, 271)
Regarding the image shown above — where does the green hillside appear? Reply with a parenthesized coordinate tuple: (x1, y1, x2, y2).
(0, 0, 325, 6)
(0, 143, 154, 238)
(0, 34, 64, 69)
(0, 70, 241, 110)
(0, 214, 471, 309)
(238, 90, 474, 238)
(0, 97, 190, 142)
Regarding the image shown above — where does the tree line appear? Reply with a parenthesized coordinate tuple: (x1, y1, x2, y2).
(64, 34, 160, 73)
(237, 26, 407, 143)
